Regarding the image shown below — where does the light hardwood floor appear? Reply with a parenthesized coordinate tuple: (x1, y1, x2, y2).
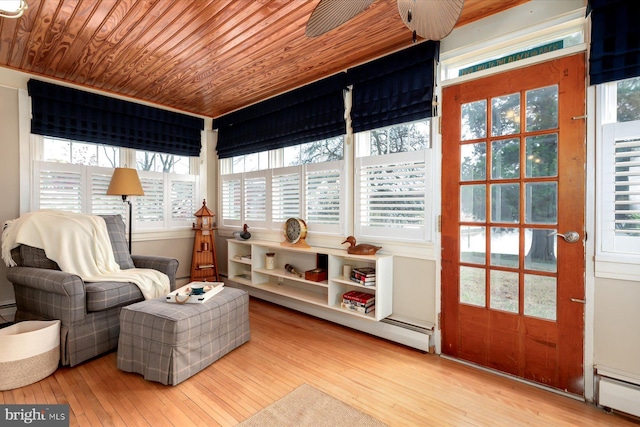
(2, 297, 638, 426)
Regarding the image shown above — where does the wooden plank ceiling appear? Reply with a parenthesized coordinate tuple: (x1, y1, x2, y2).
(0, 0, 529, 118)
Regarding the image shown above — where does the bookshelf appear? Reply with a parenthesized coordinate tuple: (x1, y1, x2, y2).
(227, 239, 393, 321)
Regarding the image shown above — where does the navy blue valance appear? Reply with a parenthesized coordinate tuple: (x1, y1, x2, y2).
(346, 41, 439, 133)
(588, 0, 640, 85)
(214, 73, 347, 159)
(28, 79, 204, 157)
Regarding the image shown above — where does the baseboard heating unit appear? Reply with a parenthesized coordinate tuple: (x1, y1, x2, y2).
(598, 375, 640, 418)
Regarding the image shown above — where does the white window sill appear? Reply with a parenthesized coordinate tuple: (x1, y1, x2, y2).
(595, 256, 640, 282)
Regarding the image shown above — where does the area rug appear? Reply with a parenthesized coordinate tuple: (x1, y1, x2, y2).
(237, 384, 388, 427)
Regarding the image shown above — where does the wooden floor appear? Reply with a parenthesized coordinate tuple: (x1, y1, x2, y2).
(2, 297, 638, 426)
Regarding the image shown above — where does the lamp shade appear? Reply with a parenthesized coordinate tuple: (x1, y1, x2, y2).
(107, 168, 144, 197)
(0, 0, 28, 18)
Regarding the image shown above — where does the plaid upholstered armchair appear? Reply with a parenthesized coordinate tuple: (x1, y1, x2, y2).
(5, 215, 178, 367)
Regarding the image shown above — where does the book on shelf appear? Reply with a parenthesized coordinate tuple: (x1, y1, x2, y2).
(351, 274, 376, 282)
(240, 254, 252, 261)
(352, 266, 376, 276)
(350, 277, 376, 286)
(351, 272, 376, 282)
(236, 273, 252, 280)
(341, 302, 375, 314)
(342, 297, 374, 308)
(342, 290, 375, 304)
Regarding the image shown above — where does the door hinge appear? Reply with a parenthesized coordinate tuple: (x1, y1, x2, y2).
(437, 215, 441, 232)
(437, 312, 442, 330)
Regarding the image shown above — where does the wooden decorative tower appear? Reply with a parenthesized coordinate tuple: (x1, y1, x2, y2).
(190, 199, 219, 282)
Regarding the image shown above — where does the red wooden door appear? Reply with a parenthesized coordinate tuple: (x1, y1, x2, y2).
(441, 54, 586, 395)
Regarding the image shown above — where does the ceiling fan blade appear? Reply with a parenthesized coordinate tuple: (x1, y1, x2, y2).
(306, 0, 376, 38)
(397, 0, 465, 41)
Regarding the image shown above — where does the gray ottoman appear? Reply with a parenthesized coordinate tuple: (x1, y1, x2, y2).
(117, 287, 250, 385)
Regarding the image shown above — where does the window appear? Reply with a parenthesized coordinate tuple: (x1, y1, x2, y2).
(219, 137, 345, 234)
(441, 20, 585, 82)
(355, 120, 432, 241)
(597, 77, 640, 271)
(136, 150, 190, 174)
(33, 137, 199, 231)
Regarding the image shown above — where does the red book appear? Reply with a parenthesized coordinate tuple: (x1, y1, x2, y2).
(342, 290, 375, 304)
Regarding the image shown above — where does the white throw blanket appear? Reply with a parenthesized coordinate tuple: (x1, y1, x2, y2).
(1, 210, 169, 299)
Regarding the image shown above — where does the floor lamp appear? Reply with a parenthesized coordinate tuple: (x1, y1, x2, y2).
(107, 168, 144, 253)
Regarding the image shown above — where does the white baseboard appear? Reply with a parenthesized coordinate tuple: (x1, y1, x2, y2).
(0, 301, 16, 324)
(598, 376, 640, 418)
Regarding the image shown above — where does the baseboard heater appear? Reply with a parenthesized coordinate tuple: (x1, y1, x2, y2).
(598, 376, 640, 418)
(381, 317, 433, 335)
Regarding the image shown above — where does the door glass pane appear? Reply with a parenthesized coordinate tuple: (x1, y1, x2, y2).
(461, 184, 486, 222)
(526, 134, 558, 178)
(461, 226, 486, 264)
(491, 183, 519, 223)
(490, 270, 519, 313)
(492, 93, 520, 136)
(462, 100, 487, 141)
(526, 85, 558, 132)
(524, 274, 557, 321)
(525, 182, 557, 224)
(491, 138, 520, 179)
(461, 143, 486, 181)
(460, 266, 486, 307)
(524, 228, 557, 272)
(491, 227, 519, 267)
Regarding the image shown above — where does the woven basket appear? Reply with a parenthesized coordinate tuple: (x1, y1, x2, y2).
(0, 320, 60, 391)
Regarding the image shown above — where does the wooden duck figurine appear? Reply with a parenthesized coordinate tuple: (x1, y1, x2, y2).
(341, 236, 381, 255)
(233, 224, 251, 240)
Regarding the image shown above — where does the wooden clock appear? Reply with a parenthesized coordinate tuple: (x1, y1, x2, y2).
(281, 217, 310, 248)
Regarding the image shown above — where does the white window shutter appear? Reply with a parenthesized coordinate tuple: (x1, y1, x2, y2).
(169, 173, 198, 227)
(272, 166, 302, 225)
(34, 162, 84, 212)
(90, 168, 127, 216)
(221, 174, 242, 227)
(600, 121, 640, 255)
(244, 171, 269, 228)
(356, 151, 429, 241)
(305, 160, 343, 233)
(136, 172, 164, 229)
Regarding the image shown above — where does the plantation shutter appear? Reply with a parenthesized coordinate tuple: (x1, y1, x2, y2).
(170, 174, 198, 226)
(244, 172, 268, 227)
(601, 121, 640, 255)
(34, 162, 83, 212)
(272, 167, 302, 223)
(221, 175, 242, 227)
(90, 170, 127, 216)
(136, 174, 164, 228)
(356, 151, 429, 240)
(305, 161, 343, 232)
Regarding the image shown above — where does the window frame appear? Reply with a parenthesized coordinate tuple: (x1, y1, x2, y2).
(30, 134, 203, 236)
(595, 81, 640, 279)
(219, 156, 346, 236)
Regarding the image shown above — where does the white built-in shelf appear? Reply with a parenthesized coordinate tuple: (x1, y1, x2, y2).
(227, 238, 393, 321)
